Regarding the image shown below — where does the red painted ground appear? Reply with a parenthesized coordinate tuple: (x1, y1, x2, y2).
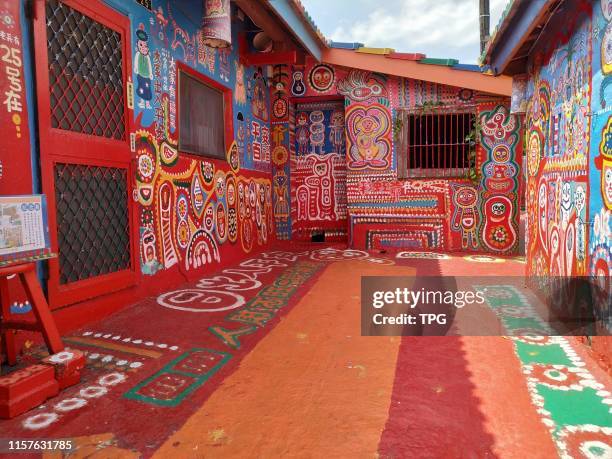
(0, 244, 608, 458)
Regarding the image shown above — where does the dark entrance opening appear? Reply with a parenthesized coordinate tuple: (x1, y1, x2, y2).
(311, 231, 325, 243)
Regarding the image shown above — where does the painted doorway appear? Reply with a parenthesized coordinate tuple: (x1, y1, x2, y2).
(291, 100, 347, 242)
(33, 0, 137, 308)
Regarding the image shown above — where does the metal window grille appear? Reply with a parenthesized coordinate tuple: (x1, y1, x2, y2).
(54, 163, 131, 284)
(46, 0, 125, 139)
(397, 108, 476, 179)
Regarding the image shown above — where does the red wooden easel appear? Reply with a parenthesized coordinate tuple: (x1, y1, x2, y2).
(0, 262, 64, 366)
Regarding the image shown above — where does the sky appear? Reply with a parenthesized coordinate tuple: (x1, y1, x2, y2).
(300, 0, 508, 64)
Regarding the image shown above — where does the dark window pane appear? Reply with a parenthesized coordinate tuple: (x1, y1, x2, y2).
(179, 71, 225, 159)
(404, 111, 474, 177)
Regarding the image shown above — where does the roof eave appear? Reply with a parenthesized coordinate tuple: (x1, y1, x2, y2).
(266, 0, 326, 61)
(323, 48, 512, 96)
(483, 0, 559, 75)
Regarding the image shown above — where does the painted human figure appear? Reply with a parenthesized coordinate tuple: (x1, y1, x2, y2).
(309, 110, 325, 154)
(560, 181, 573, 229)
(291, 70, 306, 96)
(236, 112, 245, 153)
(273, 171, 289, 221)
(354, 115, 384, 166)
(574, 185, 586, 263)
(300, 155, 335, 220)
(251, 70, 268, 121)
(234, 61, 246, 105)
(549, 225, 562, 276)
(347, 107, 389, 168)
(451, 185, 479, 250)
(296, 185, 309, 221)
(329, 110, 345, 154)
(316, 159, 335, 219)
(205, 0, 224, 16)
(140, 228, 159, 274)
(134, 27, 153, 109)
(538, 181, 548, 252)
(219, 48, 230, 82)
(296, 112, 309, 155)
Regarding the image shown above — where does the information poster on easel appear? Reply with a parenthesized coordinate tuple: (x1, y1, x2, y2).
(0, 195, 52, 266)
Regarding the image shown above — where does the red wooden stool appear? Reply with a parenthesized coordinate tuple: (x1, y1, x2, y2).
(0, 262, 64, 366)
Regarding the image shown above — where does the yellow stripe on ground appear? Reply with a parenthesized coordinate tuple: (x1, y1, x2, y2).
(154, 260, 416, 458)
(64, 337, 162, 359)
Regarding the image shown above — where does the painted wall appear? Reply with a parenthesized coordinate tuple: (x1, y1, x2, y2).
(0, 0, 33, 196)
(272, 59, 522, 254)
(524, 0, 592, 278)
(590, 0, 612, 280)
(521, 0, 611, 362)
(108, 0, 275, 281)
(292, 100, 347, 241)
(0, 0, 37, 316)
(523, 0, 609, 279)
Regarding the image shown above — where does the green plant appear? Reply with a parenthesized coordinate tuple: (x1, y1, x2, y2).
(464, 116, 482, 185)
(393, 115, 404, 141)
(413, 100, 445, 114)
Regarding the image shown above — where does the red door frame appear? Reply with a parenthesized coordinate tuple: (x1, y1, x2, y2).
(33, 0, 139, 308)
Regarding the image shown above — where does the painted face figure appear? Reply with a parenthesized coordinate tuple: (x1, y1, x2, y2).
(603, 23, 612, 75)
(297, 112, 308, 126)
(457, 187, 478, 208)
(205, 0, 224, 16)
(141, 229, 157, 265)
(560, 182, 573, 226)
(490, 201, 506, 221)
(603, 0, 612, 21)
(309, 65, 334, 92)
(330, 111, 343, 127)
(574, 185, 586, 213)
(538, 181, 548, 250)
(605, 164, 612, 209)
(549, 226, 561, 275)
(598, 117, 612, 208)
(482, 195, 517, 252)
(138, 38, 149, 56)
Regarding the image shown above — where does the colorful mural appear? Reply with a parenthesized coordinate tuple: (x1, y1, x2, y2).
(291, 101, 347, 241)
(282, 59, 521, 254)
(525, 0, 592, 277)
(479, 104, 521, 254)
(271, 64, 292, 240)
(125, 0, 273, 277)
(590, 0, 612, 281)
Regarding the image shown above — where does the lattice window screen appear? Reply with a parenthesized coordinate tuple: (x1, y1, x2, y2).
(54, 163, 131, 284)
(46, 0, 125, 139)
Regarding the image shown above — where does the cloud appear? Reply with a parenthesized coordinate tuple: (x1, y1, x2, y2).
(301, 0, 509, 63)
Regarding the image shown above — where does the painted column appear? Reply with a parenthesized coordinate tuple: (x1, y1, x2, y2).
(201, 0, 231, 48)
(0, 0, 33, 195)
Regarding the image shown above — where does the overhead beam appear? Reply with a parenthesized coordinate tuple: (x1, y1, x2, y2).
(266, 0, 323, 61)
(234, 0, 294, 46)
(323, 48, 512, 96)
(486, 0, 556, 75)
